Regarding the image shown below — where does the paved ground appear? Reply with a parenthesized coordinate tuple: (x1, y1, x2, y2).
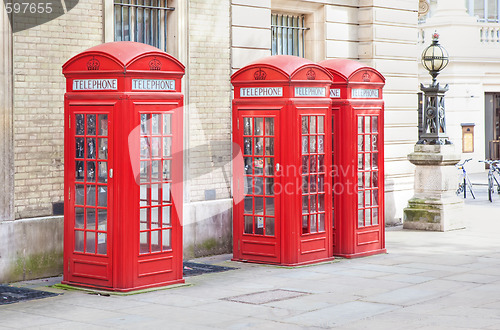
(2, 175, 500, 329)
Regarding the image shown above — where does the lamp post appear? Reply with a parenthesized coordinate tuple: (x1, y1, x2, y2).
(403, 32, 464, 232)
(418, 32, 451, 145)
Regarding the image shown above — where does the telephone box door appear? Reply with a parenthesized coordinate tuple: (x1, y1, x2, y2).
(66, 106, 113, 287)
(236, 111, 281, 263)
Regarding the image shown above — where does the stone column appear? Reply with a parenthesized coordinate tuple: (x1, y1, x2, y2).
(0, 7, 14, 222)
(403, 145, 464, 231)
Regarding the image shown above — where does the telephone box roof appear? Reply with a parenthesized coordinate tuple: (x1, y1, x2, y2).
(319, 59, 385, 82)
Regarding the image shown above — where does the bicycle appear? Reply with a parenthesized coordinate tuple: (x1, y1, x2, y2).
(456, 158, 475, 199)
(479, 160, 500, 202)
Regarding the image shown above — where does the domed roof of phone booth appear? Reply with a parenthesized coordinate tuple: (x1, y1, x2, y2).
(231, 55, 333, 82)
(63, 41, 185, 74)
(318, 59, 385, 83)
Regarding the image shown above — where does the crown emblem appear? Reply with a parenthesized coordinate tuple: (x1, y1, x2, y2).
(87, 56, 100, 70)
(306, 69, 316, 80)
(149, 57, 162, 71)
(254, 68, 267, 80)
(362, 71, 371, 82)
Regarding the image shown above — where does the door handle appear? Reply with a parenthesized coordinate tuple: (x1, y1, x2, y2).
(275, 163, 280, 172)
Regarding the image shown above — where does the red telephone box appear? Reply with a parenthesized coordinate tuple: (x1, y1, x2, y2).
(231, 55, 335, 266)
(319, 59, 386, 258)
(62, 41, 184, 291)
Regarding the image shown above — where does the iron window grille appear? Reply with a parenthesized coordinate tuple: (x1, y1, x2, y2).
(114, 0, 174, 52)
(271, 14, 309, 58)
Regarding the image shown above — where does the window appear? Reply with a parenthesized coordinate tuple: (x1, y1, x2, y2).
(467, 0, 500, 22)
(271, 13, 309, 58)
(114, 0, 174, 51)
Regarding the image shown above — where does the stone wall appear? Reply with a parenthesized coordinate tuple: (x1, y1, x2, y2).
(13, 1, 103, 219)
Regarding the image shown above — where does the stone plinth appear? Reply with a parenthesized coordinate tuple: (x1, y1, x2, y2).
(403, 144, 465, 231)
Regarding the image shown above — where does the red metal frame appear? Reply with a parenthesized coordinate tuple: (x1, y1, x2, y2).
(319, 59, 386, 258)
(232, 55, 334, 266)
(63, 42, 185, 291)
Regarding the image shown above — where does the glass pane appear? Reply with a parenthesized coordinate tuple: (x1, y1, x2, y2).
(319, 213, 325, 232)
(358, 210, 364, 227)
(358, 135, 364, 151)
(265, 177, 274, 196)
(265, 217, 275, 236)
(86, 232, 95, 253)
(76, 138, 84, 158)
(254, 158, 264, 175)
(141, 137, 150, 159)
(87, 114, 96, 135)
(141, 114, 150, 135)
(86, 208, 96, 230)
(358, 173, 363, 188)
(358, 190, 364, 208)
(318, 194, 325, 212)
(87, 161, 96, 182)
(265, 158, 274, 176)
(265, 138, 274, 155)
(372, 153, 379, 169)
(152, 160, 161, 182)
(365, 135, 371, 152)
(255, 216, 264, 235)
(97, 233, 107, 255)
(318, 155, 325, 172)
(318, 175, 324, 192)
(244, 196, 253, 214)
(302, 156, 309, 174)
(162, 206, 171, 226)
(98, 186, 107, 207)
(87, 186, 96, 206)
(75, 185, 85, 205)
(162, 229, 171, 250)
(163, 137, 172, 157)
(311, 214, 317, 233)
(302, 116, 309, 134)
(75, 207, 84, 229)
(152, 114, 160, 134)
(365, 190, 371, 207)
(151, 184, 159, 205)
(98, 114, 108, 136)
(255, 197, 264, 215)
(254, 138, 263, 155)
(372, 189, 379, 206)
(244, 138, 252, 155)
(245, 177, 253, 195)
(365, 116, 371, 133)
(302, 136, 309, 154)
(254, 118, 263, 135)
(310, 156, 317, 174)
(265, 118, 274, 135)
(365, 172, 371, 188)
(372, 116, 378, 133)
(310, 195, 317, 212)
(365, 209, 372, 226)
(310, 116, 316, 134)
(140, 231, 150, 254)
(162, 183, 170, 202)
(358, 154, 364, 170)
(140, 161, 150, 183)
(162, 114, 171, 135)
(302, 215, 309, 234)
(302, 176, 308, 193)
(310, 136, 316, 153)
(372, 172, 379, 187)
(98, 162, 108, 183)
(151, 137, 161, 157)
(244, 216, 253, 234)
(244, 118, 252, 135)
(151, 230, 161, 252)
(163, 160, 171, 180)
(318, 136, 324, 153)
(76, 114, 84, 135)
(244, 157, 253, 175)
(87, 138, 96, 159)
(75, 231, 84, 252)
(373, 208, 379, 225)
(372, 135, 378, 151)
(140, 208, 148, 230)
(358, 116, 363, 133)
(318, 116, 324, 133)
(98, 209, 107, 231)
(302, 196, 309, 214)
(152, 208, 160, 229)
(265, 197, 274, 216)
(310, 175, 317, 193)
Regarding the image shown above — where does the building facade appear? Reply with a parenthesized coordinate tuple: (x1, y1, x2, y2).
(0, 0, 419, 282)
(419, 0, 500, 171)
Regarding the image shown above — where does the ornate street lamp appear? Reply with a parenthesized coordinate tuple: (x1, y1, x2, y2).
(418, 32, 451, 145)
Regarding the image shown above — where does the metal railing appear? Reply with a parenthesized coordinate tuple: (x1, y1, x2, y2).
(271, 14, 309, 58)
